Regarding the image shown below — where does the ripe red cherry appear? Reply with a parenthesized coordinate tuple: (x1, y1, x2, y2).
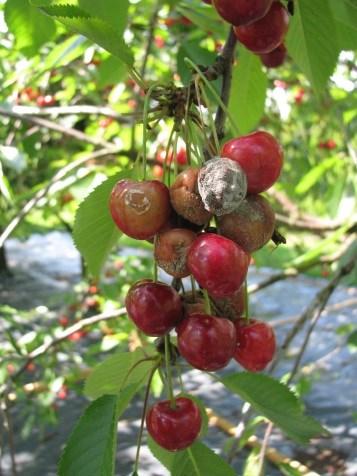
(213, 0, 273, 26)
(221, 131, 283, 194)
(110, 179, 172, 240)
(234, 318, 276, 371)
(187, 233, 250, 298)
(146, 397, 201, 451)
(125, 280, 183, 336)
(260, 43, 287, 68)
(154, 228, 196, 278)
(234, 1, 289, 54)
(177, 313, 237, 370)
(36, 94, 56, 107)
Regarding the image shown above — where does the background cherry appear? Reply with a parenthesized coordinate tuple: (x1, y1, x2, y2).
(110, 179, 172, 240)
(125, 280, 183, 336)
(221, 131, 284, 194)
(177, 313, 237, 371)
(187, 233, 250, 298)
(234, 318, 276, 371)
(213, 0, 273, 27)
(234, 1, 289, 54)
(146, 397, 202, 451)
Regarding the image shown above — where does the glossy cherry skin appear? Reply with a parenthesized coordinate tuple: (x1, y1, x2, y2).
(234, 318, 276, 371)
(177, 313, 237, 371)
(260, 43, 287, 68)
(110, 179, 172, 240)
(125, 280, 183, 336)
(221, 131, 284, 194)
(154, 228, 196, 278)
(187, 233, 250, 298)
(217, 194, 275, 253)
(234, 1, 289, 54)
(213, 0, 273, 26)
(146, 397, 202, 451)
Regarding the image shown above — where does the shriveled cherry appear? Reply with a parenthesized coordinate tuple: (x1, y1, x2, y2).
(217, 194, 275, 253)
(187, 233, 250, 298)
(146, 397, 201, 451)
(260, 43, 287, 68)
(154, 228, 196, 278)
(110, 179, 172, 240)
(125, 280, 183, 336)
(221, 131, 284, 194)
(234, 1, 289, 54)
(213, 0, 273, 26)
(177, 313, 237, 370)
(234, 318, 276, 371)
(170, 168, 212, 225)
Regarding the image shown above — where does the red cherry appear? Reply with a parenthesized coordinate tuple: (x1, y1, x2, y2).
(260, 43, 287, 68)
(110, 179, 172, 240)
(164, 17, 177, 27)
(188, 233, 250, 299)
(67, 330, 86, 342)
(326, 139, 337, 150)
(213, 0, 273, 26)
(125, 280, 183, 336)
(154, 35, 165, 49)
(177, 313, 237, 371)
(59, 315, 70, 327)
(146, 397, 201, 451)
(234, 318, 276, 371)
(222, 131, 284, 194)
(176, 146, 187, 165)
(234, 1, 289, 54)
(36, 94, 56, 107)
(99, 117, 114, 128)
(57, 385, 69, 400)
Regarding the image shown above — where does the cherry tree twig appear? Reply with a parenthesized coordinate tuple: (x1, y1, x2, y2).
(0, 106, 117, 150)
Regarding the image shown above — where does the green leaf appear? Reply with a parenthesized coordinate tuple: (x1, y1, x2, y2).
(295, 156, 341, 195)
(97, 55, 127, 89)
(5, 0, 56, 56)
(42, 35, 88, 71)
(84, 349, 155, 399)
(177, 3, 227, 36)
(286, 0, 340, 93)
(30, 1, 133, 66)
(221, 373, 328, 444)
(58, 395, 117, 476)
(330, 0, 357, 50)
(347, 330, 357, 351)
(72, 169, 134, 277)
(148, 440, 236, 476)
(242, 447, 260, 476)
(228, 47, 267, 135)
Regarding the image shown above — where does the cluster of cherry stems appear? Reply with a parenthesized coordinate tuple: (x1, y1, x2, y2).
(108, 0, 290, 458)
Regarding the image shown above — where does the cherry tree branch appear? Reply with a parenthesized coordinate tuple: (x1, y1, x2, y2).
(0, 106, 117, 150)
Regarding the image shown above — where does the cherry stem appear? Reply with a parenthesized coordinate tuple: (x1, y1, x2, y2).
(187, 447, 200, 476)
(203, 289, 212, 315)
(190, 275, 196, 301)
(133, 364, 158, 473)
(244, 279, 250, 323)
(142, 83, 158, 180)
(200, 86, 220, 155)
(163, 124, 176, 183)
(153, 236, 158, 282)
(164, 334, 176, 409)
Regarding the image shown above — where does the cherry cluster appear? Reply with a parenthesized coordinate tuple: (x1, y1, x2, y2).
(206, 0, 290, 68)
(109, 129, 283, 451)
